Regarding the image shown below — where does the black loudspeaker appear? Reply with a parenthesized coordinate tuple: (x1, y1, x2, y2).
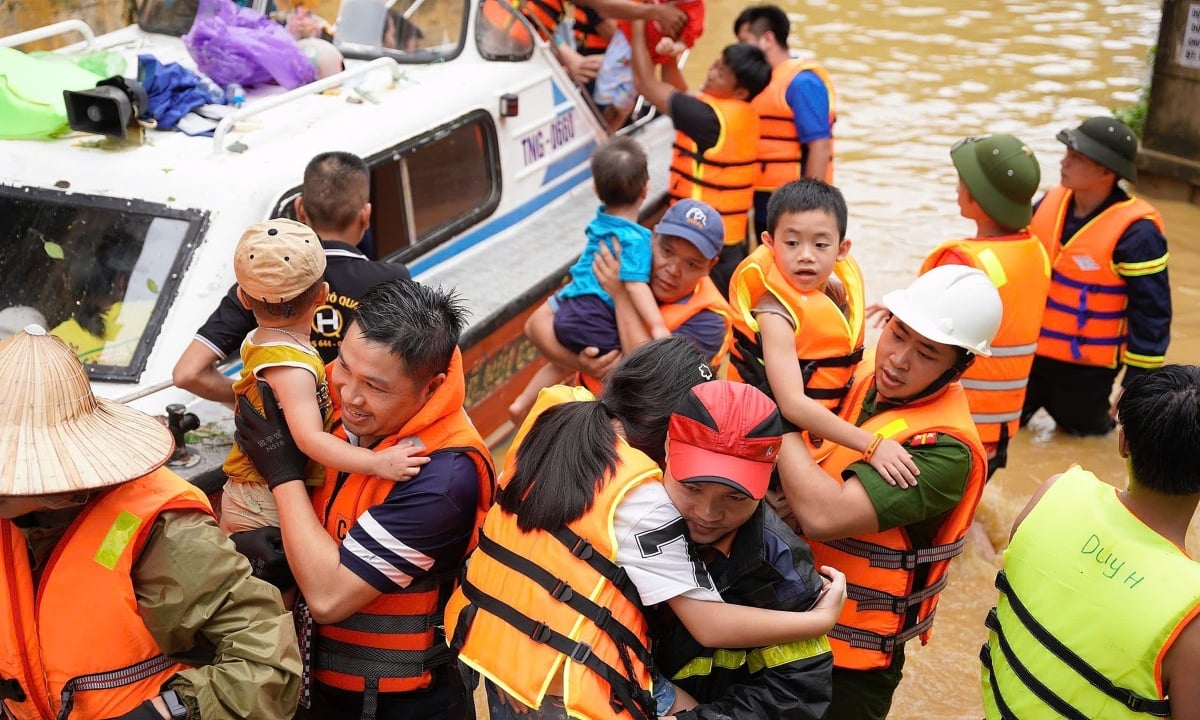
(63, 77, 148, 139)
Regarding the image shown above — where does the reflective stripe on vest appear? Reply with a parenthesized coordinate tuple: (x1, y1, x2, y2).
(920, 234, 1050, 445)
(312, 349, 495, 695)
(1030, 186, 1165, 369)
(809, 360, 987, 671)
(0, 468, 210, 720)
(751, 60, 836, 188)
(669, 94, 760, 246)
(445, 387, 661, 720)
(982, 467, 1200, 720)
(670, 637, 832, 682)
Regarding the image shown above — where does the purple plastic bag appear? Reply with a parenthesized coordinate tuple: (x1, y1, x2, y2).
(183, 0, 316, 89)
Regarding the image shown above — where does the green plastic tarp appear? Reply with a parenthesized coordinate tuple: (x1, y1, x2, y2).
(0, 47, 105, 139)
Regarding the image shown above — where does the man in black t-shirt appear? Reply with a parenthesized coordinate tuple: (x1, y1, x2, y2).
(173, 152, 410, 404)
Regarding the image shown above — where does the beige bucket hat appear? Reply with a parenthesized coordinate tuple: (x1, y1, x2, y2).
(0, 325, 173, 496)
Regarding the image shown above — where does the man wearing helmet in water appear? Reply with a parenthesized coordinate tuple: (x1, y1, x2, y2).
(765, 265, 1003, 720)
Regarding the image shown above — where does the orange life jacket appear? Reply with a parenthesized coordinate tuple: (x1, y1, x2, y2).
(516, 0, 564, 40)
(576, 277, 733, 393)
(483, 0, 536, 46)
(808, 359, 987, 671)
(920, 233, 1050, 447)
(0, 468, 211, 720)
(751, 59, 836, 189)
(727, 245, 865, 455)
(572, 5, 608, 54)
(1030, 186, 1166, 369)
(669, 94, 760, 247)
(310, 349, 496, 696)
(446, 386, 660, 720)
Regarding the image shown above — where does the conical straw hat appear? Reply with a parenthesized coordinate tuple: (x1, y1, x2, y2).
(0, 325, 173, 496)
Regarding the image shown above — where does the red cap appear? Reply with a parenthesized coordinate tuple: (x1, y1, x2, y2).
(667, 381, 783, 499)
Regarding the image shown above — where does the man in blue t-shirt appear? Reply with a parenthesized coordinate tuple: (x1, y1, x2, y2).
(735, 5, 836, 239)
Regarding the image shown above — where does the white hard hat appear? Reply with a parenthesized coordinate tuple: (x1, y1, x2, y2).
(881, 265, 1002, 357)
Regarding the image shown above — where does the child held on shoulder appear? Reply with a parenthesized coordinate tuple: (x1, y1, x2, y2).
(729, 179, 921, 487)
(509, 136, 665, 423)
(219, 219, 426, 534)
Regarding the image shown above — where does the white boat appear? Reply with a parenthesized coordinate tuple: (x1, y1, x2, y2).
(0, 0, 675, 489)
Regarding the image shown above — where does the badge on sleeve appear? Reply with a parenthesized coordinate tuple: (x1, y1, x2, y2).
(910, 432, 939, 447)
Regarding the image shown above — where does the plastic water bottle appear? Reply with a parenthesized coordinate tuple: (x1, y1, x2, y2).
(225, 83, 246, 108)
(194, 73, 226, 104)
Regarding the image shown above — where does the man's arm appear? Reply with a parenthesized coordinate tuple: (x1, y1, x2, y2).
(135, 512, 302, 720)
(775, 432, 882, 540)
(1115, 218, 1171, 387)
(577, 0, 687, 35)
(525, 300, 621, 379)
(803, 139, 832, 181)
(172, 339, 236, 405)
(1162, 613, 1200, 720)
(629, 20, 677, 115)
(787, 71, 833, 181)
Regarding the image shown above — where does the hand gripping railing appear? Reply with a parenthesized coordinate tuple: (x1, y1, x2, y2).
(0, 19, 96, 50)
(212, 56, 403, 154)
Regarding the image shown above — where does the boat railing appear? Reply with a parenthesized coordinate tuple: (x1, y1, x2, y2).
(212, 56, 403, 154)
(0, 18, 96, 50)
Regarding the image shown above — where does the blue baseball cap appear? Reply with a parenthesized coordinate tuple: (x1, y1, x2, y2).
(655, 199, 724, 259)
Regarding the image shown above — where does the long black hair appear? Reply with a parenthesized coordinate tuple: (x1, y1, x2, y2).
(496, 337, 713, 531)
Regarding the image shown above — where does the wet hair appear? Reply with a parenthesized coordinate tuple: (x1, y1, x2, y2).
(733, 5, 789, 49)
(766, 178, 849, 239)
(301, 152, 370, 232)
(592, 136, 649, 208)
(1117, 365, 1200, 495)
(350, 279, 467, 383)
(496, 337, 712, 531)
(244, 278, 327, 321)
(721, 43, 771, 101)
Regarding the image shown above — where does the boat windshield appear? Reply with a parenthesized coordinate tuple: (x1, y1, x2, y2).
(0, 187, 205, 382)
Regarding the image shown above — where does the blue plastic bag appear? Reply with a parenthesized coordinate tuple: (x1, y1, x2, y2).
(183, 0, 315, 89)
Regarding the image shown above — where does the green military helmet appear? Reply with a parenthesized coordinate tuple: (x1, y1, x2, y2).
(1056, 116, 1139, 182)
(951, 134, 1041, 232)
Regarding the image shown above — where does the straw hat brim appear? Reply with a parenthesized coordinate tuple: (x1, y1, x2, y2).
(0, 396, 174, 496)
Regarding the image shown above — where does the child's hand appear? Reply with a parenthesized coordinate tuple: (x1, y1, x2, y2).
(867, 438, 920, 488)
(649, 324, 672, 340)
(374, 439, 430, 482)
(813, 565, 847, 625)
(865, 301, 889, 329)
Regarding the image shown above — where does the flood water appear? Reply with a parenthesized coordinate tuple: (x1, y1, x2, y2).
(687, 2, 1200, 717)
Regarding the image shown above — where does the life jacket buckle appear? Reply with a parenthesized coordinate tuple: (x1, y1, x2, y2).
(550, 580, 574, 602)
(570, 537, 594, 560)
(568, 641, 593, 665)
(529, 622, 553, 644)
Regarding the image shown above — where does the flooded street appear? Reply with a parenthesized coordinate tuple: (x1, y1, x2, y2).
(690, 1, 1200, 717)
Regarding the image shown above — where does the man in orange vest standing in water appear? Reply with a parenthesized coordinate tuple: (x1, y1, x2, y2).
(734, 5, 837, 239)
(232, 280, 495, 720)
(767, 267, 1002, 720)
(1021, 116, 1170, 436)
(0, 326, 301, 720)
(629, 17, 771, 297)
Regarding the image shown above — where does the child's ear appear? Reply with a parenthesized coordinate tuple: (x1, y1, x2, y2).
(836, 237, 852, 260)
(759, 230, 774, 248)
(235, 286, 253, 310)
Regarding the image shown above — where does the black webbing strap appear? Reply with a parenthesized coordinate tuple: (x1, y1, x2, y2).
(548, 526, 646, 615)
(827, 613, 935, 655)
(476, 533, 653, 669)
(58, 654, 175, 720)
(979, 643, 1019, 720)
(314, 636, 453, 680)
(846, 573, 948, 614)
(992, 572, 1171, 716)
(823, 536, 966, 570)
(331, 610, 442, 634)
(800, 346, 865, 369)
(458, 579, 656, 720)
(983, 608, 1091, 720)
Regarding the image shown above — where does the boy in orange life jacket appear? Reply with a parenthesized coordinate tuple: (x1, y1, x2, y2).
(220, 219, 425, 536)
(628, 18, 771, 297)
(508, 137, 669, 424)
(729, 180, 920, 487)
(917, 134, 1048, 478)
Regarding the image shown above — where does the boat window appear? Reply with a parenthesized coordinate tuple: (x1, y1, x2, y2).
(334, 0, 468, 63)
(0, 187, 206, 382)
(476, 0, 534, 61)
(368, 111, 501, 262)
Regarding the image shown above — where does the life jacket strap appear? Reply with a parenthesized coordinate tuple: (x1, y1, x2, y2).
(823, 536, 965, 570)
(989, 571, 1171, 717)
(57, 654, 175, 720)
(314, 635, 454, 680)
(826, 613, 934, 655)
(845, 573, 948, 614)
